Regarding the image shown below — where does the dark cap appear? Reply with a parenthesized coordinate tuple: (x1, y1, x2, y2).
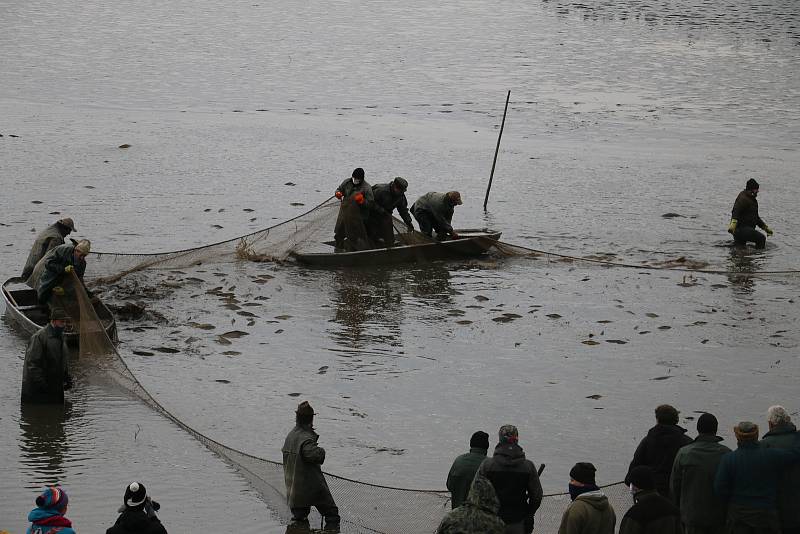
(296, 401, 315, 416)
(50, 308, 68, 321)
(746, 178, 760, 191)
(352, 168, 365, 180)
(569, 462, 597, 485)
(469, 431, 490, 450)
(392, 176, 408, 192)
(697, 413, 718, 435)
(627, 466, 655, 491)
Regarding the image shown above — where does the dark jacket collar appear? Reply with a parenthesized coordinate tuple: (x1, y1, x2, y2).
(763, 422, 797, 437)
(469, 447, 488, 455)
(695, 434, 724, 443)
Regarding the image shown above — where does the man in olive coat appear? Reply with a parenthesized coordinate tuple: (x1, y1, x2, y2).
(437, 474, 506, 534)
(21, 217, 76, 280)
(410, 191, 462, 240)
(368, 177, 414, 247)
(21, 308, 73, 404)
(558, 462, 616, 534)
(670, 412, 731, 534)
(282, 401, 340, 531)
(760, 406, 800, 534)
(626, 404, 692, 496)
(446, 430, 490, 509)
(728, 178, 773, 248)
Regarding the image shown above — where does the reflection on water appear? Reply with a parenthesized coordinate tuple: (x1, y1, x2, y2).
(18, 402, 74, 486)
(726, 245, 764, 294)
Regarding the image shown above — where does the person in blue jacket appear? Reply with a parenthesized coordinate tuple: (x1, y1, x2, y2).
(26, 486, 76, 534)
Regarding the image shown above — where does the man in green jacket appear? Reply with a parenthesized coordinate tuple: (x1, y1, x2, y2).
(21, 308, 73, 404)
(670, 412, 731, 534)
(727, 179, 773, 249)
(410, 191, 462, 240)
(21, 217, 76, 280)
(558, 462, 616, 534)
(446, 431, 490, 509)
(436, 474, 506, 534)
(281, 401, 340, 532)
(760, 405, 800, 534)
(714, 421, 800, 534)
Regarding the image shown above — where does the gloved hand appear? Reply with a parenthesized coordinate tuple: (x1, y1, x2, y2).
(52, 286, 65, 296)
(64, 375, 73, 391)
(64, 265, 74, 274)
(335, 191, 343, 200)
(764, 225, 774, 236)
(354, 192, 365, 205)
(727, 218, 738, 234)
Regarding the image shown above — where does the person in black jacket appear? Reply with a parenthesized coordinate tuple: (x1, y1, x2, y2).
(727, 178, 773, 248)
(107, 482, 167, 534)
(620, 466, 682, 534)
(626, 404, 692, 497)
(477, 425, 543, 534)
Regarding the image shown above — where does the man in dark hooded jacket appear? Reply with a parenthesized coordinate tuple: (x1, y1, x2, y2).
(620, 466, 682, 534)
(410, 191, 462, 240)
(626, 404, 692, 496)
(368, 177, 414, 247)
(21, 308, 72, 404)
(728, 178, 773, 248)
(106, 481, 168, 534)
(477, 425, 543, 534)
(282, 401, 340, 531)
(436, 474, 506, 534)
(446, 430, 490, 509)
(760, 405, 800, 534)
(21, 217, 76, 280)
(670, 412, 730, 534)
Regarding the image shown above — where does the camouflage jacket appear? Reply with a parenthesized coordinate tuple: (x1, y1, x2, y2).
(437, 474, 506, 534)
(22, 223, 65, 280)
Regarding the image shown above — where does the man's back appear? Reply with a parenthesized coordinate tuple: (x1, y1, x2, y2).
(446, 448, 487, 509)
(715, 440, 800, 509)
(619, 490, 681, 534)
(761, 422, 800, 530)
(478, 443, 542, 525)
(670, 435, 730, 527)
(558, 491, 616, 534)
(627, 423, 691, 495)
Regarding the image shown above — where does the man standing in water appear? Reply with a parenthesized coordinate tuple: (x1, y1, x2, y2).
(21, 308, 72, 404)
(282, 401, 340, 532)
(728, 178, 773, 249)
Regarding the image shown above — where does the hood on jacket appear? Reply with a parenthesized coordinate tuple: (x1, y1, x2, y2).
(574, 490, 610, 511)
(492, 442, 526, 467)
(466, 474, 500, 515)
(28, 507, 64, 523)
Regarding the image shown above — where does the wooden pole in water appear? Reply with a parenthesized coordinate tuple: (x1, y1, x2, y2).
(483, 89, 511, 211)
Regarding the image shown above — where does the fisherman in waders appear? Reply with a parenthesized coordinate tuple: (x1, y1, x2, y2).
(410, 191, 462, 240)
(282, 401, 340, 532)
(334, 167, 374, 251)
(21, 217, 76, 280)
(728, 179, 773, 249)
(21, 307, 73, 404)
(368, 176, 414, 247)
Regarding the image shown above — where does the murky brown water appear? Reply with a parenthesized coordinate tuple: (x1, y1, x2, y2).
(1, 0, 799, 531)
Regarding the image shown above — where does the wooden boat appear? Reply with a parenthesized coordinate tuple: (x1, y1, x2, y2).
(291, 229, 502, 267)
(2, 277, 118, 345)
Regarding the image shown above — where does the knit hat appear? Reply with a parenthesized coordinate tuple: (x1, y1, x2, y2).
(57, 218, 76, 231)
(746, 178, 760, 191)
(50, 307, 68, 321)
(627, 466, 655, 491)
(734, 421, 759, 442)
(498, 424, 518, 444)
(352, 168, 365, 180)
(35, 486, 69, 510)
(469, 431, 490, 450)
(569, 462, 597, 485)
(697, 413, 718, 435)
(74, 239, 91, 255)
(446, 191, 463, 205)
(124, 481, 147, 507)
(296, 401, 315, 416)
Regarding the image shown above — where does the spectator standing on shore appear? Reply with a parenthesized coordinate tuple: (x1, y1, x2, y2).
(436, 474, 507, 534)
(670, 412, 730, 534)
(620, 466, 682, 534)
(760, 405, 800, 534)
(716, 421, 800, 534)
(282, 401, 340, 532)
(26, 486, 76, 534)
(626, 404, 692, 496)
(446, 430, 490, 509)
(106, 482, 167, 534)
(557, 462, 616, 534)
(477, 424, 543, 534)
